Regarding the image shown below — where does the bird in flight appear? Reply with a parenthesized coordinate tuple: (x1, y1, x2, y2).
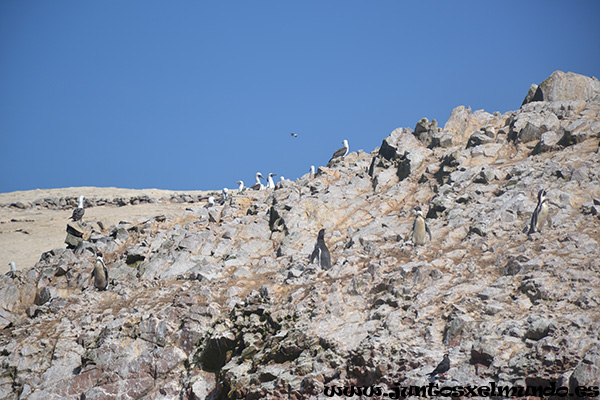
(290, 133, 298, 137)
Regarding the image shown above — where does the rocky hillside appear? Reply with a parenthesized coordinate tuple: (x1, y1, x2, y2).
(1, 70, 599, 399)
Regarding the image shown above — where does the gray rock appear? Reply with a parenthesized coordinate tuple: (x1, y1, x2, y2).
(525, 70, 600, 104)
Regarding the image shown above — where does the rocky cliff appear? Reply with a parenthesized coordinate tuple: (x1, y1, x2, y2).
(1, 71, 599, 399)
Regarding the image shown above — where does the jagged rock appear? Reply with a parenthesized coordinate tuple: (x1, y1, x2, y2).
(524, 70, 600, 104)
(442, 106, 495, 146)
(532, 130, 561, 154)
(510, 110, 560, 143)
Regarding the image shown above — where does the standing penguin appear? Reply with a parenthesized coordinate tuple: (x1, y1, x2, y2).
(410, 206, 432, 245)
(91, 250, 109, 291)
(310, 228, 332, 269)
(528, 189, 549, 234)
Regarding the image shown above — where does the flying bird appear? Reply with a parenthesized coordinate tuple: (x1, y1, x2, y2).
(290, 133, 298, 137)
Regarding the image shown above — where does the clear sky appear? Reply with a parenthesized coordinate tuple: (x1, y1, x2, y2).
(1, 1, 599, 193)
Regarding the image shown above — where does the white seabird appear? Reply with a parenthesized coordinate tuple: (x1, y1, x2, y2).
(220, 188, 229, 205)
(328, 139, 349, 164)
(280, 176, 285, 182)
(250, 172, 265, 190)
(235, 180, 245, 193)
(267, 173, 277, 189)
(70, 195, 85, 222)
(310, 165, 316, 177)
(206, 196, 215, 208)
(9, 262, 16, 272)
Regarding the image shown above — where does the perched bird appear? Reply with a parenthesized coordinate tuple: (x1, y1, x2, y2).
(428, 354, 450, 378)
(70, 195, 85, 222)
(5, 262, 17, 277)
(250, 172, 265, 190)
(279, 176, 285, 182)
(290, 133, 298, 137)
(220, 188, 229, 205)
(528, 189, 549, 234)
(236, 180, 245, 194)
(91, 250, 109, 291)
(267, 173, 277, 189)
(206, 196, 215, 208)
(310, 165, 316, 177)
(310, 228, 332, 269)
(410, 206, 431, 245)
(328, 140, 349, 164)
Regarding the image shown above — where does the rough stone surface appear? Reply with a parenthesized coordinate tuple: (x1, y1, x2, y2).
(1, 71, 599, 399)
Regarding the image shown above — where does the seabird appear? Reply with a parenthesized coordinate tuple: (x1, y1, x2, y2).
(290, 133, 298, 137)
(410, 206, 431, 245)
(91, 250, 109, 291)
(250, 172, 265, 190)
(6, 261, 17, 277)
(206, 196, 215, 208)
(328, 139, 349, 164)
(309, 228, 332, 269)
(528, 189, 549, 234)
(428, 354, 450, 378)
(267, 173, 277, 189)
(235, 180, 245, 194)
(220, 188, 229, 205)
(310, 165, 316, 177)
(280, 176, 285, 182)
(70, 195, 85, 222)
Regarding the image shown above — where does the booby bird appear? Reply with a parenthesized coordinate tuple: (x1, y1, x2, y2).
(528, 189, 549, 234)
(6, 262, 17, 277)
(280, 176, 285, 182)
(428, 354, 450, 378)
(310, 165, 316, 177)
(309, 228, 332, 269)
(290, 133, 298, 137)
(410, 206, 431, 245)
(70, 195, 85, 222)
(235, 181, 245, 194)
(267, 173, 277, 189)
(250, 172, 265, 190)
(328, 140, 349, 163)
(206, 196, 215, 208)
(91, 250, 108, 291)
(220, 188, 229, 205)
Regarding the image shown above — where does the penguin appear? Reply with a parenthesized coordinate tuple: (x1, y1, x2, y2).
(410, 206, 431, 245)
(70, 195, 85, 222)
(528, 189, 549, 234)
(309, 228, 332, 269)
(91, 250, 109, 291)
(428, 353, 450, 378)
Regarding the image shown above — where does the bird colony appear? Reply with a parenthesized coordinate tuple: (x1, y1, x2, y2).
(0, 71, 599, 399)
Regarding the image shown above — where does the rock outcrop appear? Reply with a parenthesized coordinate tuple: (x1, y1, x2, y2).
(0, 71, 599, 399)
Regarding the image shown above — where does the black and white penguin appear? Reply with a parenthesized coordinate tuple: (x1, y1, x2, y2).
(91, 250, 109, 291)
(70, 195, 85, 222)
(411, 206, 431, 245)
(309, 228, 332, 269)
(528, 189, 549, 234)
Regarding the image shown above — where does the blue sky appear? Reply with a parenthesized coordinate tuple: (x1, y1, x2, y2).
(1, 1, 599, 193)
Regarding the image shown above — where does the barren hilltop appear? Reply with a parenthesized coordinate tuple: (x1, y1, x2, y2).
(1, 70, 599, 399)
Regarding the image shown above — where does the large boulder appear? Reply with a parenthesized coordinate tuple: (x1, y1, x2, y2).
(523, 70, 600, 105)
